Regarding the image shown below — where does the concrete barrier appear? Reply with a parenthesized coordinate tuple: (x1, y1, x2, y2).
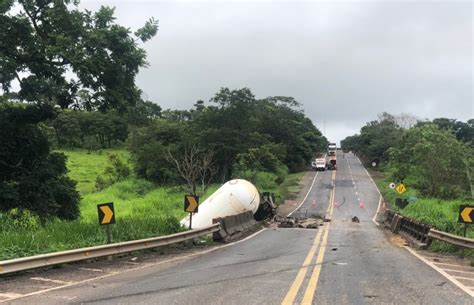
(212, 211, 257, 242)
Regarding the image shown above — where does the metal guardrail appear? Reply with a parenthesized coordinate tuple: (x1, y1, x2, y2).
(0, 223, 220, 275)
(384, 209, 431, 245)
(399, 217, 432, 244)
(428, 229, 474, 249)
(384, 209, 474, 249)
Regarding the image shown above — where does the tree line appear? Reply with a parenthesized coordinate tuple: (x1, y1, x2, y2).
(341, 113, 473, 199)
(128, 88, 327, 188)
(0, 1, 326, 221)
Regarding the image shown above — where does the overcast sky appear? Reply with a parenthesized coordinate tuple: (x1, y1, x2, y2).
(82, 0, 473, 144)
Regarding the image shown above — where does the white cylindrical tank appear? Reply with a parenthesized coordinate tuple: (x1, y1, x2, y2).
(180, 179, 260, 229)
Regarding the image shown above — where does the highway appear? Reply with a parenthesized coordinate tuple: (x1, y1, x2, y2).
(5, 152, 472, 304)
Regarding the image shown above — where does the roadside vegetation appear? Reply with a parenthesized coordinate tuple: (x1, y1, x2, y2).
(0, 149, 305, 260)
(62, 149, 130, 194)
(0, 1, 325, 260)
(342, 113, 473, 254)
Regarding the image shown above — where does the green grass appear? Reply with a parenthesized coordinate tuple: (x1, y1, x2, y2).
(60, 149, 130, 194)
(372, 170, 473, 255)
(0, 148, 306, 260)
(278, 172, 306, 202)
(0, 178, 219, 260)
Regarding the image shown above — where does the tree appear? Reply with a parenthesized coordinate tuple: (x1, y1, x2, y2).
(0, 1, 156, 219)
(233, 143, 287, 183)
(341, 112, 403, 164)
(49, 110, 128, 149)
(126, 99, 162, 126)
(429, 118, 474, 146)
(193, 88, 326, 177)
(166, 145, 217, 196)
(0, 103, 80, 219)
(388, 124, 472, 199)
(128, 119, 184, 183)
(1, 0, 158, 112)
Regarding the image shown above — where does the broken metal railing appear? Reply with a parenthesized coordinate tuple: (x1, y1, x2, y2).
(384, 210, 474, 249)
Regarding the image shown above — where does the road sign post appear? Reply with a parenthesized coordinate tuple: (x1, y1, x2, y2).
(184, 195, 199, 230)
(97, 202, 115, 244)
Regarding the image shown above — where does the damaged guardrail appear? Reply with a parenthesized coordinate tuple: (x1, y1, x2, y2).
(383, 210, 431, 247)
(399, 217, 432, 245)
(0, 223, 220, 275)
(384, 209, 474, 249)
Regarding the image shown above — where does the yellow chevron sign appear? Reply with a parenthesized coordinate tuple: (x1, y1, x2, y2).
(97, 202, 115, 225)
(185, 195, 199, 213)
(459, 205, 474, 224)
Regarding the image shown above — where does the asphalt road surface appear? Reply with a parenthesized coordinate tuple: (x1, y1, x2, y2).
(5, 152, 472, 304)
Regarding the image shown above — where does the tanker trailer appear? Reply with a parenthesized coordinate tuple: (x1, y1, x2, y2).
(180, 179, 260, 229)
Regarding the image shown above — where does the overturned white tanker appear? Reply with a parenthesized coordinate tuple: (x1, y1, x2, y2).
(180, 179, 260, 229)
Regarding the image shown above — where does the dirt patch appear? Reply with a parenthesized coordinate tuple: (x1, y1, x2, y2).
(276, 171, 317, 217)
(387, 232, 409, 247)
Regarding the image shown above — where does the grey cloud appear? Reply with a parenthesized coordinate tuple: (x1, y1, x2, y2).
(81, 0, 473, 143)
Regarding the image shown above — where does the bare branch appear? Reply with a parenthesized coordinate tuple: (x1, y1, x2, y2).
(167, 145, 217, 196)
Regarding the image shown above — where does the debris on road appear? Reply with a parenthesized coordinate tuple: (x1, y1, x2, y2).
(352, 216, 360, 223)
(272, 215, 324, 229)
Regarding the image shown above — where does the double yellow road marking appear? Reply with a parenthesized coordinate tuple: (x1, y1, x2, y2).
(282, 170, 336, 305)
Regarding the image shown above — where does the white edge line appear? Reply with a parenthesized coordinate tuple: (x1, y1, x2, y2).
(286, 153, 328, 218)
(287, 171, 319, 217)
(359, 158, 381, 196)
(372, 195, 382, 226)
(404, 246, 474, 298)
(354, 155, 383, 226)
(0, 228, 268, 303)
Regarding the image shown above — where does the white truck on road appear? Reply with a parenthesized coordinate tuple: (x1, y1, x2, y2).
(328, 143, 337, 156)
(312, 158, 326, 171)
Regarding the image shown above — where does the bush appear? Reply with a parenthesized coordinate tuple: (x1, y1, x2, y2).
(95, 153, 131, 191)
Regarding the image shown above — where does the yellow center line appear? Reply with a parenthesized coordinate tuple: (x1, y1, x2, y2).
(302, 167, 336, 304)
(301, 223, 331, 304)
(281, 227, 324, 305)
(281, 167, 337, 305)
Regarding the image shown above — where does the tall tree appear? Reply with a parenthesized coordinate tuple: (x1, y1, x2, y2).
(1, 0, 157, 112)
(0, 1, 157, 219)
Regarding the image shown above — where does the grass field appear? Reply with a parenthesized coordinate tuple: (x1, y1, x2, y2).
(61, 149, 130, 194)
(0, 149, 306, 260)
(0, 178, 219, 260)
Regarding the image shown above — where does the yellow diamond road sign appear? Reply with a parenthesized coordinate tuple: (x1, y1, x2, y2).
(395, 183, 406, 194)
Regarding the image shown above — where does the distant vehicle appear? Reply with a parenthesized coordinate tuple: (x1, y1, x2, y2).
(328, 143, 337, 156)
(326, 156, 337, 170)
(312, 158, 326, 171)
